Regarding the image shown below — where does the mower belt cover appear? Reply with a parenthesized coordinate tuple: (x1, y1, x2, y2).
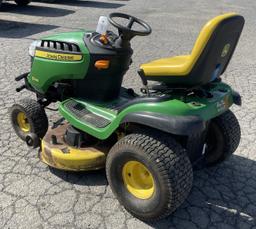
(40, 123, 106, 171)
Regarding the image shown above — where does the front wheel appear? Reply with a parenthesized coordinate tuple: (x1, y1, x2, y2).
(106, 132, 193, 221)
(14, 0, 31, 6)
(204, 110, 241, 166)
(10, 98, 48, 145)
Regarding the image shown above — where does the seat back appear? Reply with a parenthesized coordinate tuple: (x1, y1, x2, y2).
(187, 13, 245, 85)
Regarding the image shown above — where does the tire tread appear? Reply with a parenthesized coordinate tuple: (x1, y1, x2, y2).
(106, 130, 193, 221)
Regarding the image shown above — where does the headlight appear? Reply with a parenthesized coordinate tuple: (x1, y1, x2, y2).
(29, 40, 41, 57)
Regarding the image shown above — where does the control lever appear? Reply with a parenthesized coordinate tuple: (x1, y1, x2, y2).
(138, 69, 150, 96)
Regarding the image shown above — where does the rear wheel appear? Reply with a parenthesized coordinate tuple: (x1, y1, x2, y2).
(14, 0, 31, 6)
(106, 132, 193, 221)
(10, 98, 48, 144)
(205, 110, 241, 166)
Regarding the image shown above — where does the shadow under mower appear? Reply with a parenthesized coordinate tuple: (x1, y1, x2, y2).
(11, 12, 244, 221)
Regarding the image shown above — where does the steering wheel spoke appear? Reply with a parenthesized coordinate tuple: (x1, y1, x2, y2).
(127, 17, 135, 29)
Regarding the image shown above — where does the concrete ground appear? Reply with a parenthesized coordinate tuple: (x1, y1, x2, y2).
(0, 0, 256, 228)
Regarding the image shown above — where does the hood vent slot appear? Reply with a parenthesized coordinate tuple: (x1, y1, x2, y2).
(40, 40, 81, 53)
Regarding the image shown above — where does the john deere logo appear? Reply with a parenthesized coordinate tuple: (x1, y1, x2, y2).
(35, 50, 83, 61)
(221, 44, 230, 57)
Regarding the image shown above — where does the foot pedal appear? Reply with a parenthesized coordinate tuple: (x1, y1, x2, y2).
(64, 100, 111, 128)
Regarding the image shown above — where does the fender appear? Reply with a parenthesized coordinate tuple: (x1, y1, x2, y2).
(121, 112, 206, 136)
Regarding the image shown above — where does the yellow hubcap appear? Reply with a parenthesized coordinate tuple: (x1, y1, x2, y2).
(17, 112, 30, 132)
(122, 161, 155, 199)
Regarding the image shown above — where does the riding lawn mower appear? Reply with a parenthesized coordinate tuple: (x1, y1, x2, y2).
(10, 12, 244, 221)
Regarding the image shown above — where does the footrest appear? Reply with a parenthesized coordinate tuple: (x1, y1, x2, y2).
(64, 100, 111, 128)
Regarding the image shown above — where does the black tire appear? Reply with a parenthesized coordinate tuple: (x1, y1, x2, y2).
(10, 98, 48, 142)
(106, 132, 193, 221)
(14, 0, 31, 6)
(0, 0, 2, 8)
(205, 110, 241, 166)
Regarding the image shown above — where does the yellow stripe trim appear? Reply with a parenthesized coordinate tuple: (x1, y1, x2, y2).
(35, 50, 83, 61)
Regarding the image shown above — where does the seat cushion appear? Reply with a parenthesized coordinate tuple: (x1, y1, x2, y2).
(140, 55, 192, 76)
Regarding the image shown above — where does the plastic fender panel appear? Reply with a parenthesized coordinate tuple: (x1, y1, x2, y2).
(58, 82, 234, 140)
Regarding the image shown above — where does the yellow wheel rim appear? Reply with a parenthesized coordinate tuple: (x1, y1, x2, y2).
(122, 161, 155, 199)
(17, 112, 30, 132)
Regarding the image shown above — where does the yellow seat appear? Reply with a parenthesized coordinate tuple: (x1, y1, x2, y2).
(140, 13, 244, 87)
(141, 55, 191, 76)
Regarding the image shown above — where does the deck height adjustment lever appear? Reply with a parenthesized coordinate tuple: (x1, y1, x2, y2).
(138, 69, 150, 96)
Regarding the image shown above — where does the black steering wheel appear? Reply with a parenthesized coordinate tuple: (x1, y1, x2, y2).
(108, 12, 152, 40)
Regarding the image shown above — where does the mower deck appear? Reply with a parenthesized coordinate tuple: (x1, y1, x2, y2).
(40, 123, 107, 171)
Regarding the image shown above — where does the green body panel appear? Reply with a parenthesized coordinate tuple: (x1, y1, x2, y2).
(28, 31, 90, 93)
(59, 82, 234, 140)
